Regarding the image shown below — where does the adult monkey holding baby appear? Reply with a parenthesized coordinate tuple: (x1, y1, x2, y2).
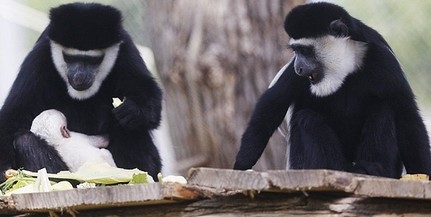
(0, 3, 163, 181)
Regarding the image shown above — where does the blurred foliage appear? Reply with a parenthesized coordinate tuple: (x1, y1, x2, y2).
(330, 0, 431, 107)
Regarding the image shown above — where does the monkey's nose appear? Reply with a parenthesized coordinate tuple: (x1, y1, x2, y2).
(295, 67, 303, 75)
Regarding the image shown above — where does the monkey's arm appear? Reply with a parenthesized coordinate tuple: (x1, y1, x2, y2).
(87, 135, 109, 148)
(0, 35, 60, 177)
(69, 132, 109, 149)
(112, 33, 162, 130)
(366, 44, 431, 176)
(394, 95, 431, 175)
(234, 61, 306, 170)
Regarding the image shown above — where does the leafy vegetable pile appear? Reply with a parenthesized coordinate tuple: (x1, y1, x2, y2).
(0, 162, 156, 196)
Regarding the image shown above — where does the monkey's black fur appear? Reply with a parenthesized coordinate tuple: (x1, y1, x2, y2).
(234, 2, 431, 178)
(0, 3, 162, 181)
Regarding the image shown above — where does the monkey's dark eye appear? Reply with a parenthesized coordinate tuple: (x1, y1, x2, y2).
(290, 45, 314, 56)
(63, 52, 104, 65)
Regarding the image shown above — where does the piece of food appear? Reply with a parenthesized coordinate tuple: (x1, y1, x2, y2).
(52, 181, 74, 191)
(400, 174, 429, 181)
(112, 97, 123, 108)
(162, 175, 187, 184)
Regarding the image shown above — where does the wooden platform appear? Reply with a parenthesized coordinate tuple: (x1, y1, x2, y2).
(2, 168, 431, 216)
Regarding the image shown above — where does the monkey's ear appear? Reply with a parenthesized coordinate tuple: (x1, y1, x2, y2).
(61, 126, 71, 138)
(329, 19, 349, 37)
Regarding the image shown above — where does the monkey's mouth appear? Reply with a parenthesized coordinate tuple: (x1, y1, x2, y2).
(307, 72, 322, 84)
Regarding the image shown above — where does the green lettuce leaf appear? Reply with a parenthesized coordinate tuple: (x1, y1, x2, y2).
(23, 162, 154, 185)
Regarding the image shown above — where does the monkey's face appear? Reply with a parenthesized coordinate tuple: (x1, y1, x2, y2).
(289, 35, 367, 97)
(290, 43, 323, 84)
(62, 51, 104, 91)
(50, 41, 121, 100)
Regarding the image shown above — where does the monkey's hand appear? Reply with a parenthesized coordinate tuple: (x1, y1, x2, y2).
(112, 98, 160, 130)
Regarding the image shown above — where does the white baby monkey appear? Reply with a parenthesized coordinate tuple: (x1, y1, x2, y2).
(30, 109, 117, 172)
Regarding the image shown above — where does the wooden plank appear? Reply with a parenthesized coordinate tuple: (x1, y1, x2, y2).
(188, 168, 431, 199)
(54, 193, 431, 217)
(187, 168, 367, 192)
(12, 183, 164, 212)
(3, 168, 431, 216)
(267, 170, 431, 199)
(187, 167, 270, 190)
(266, 169, 360, 192)
(0, 182, 199, 214)
(0, 195, 15, 215)
(354, 178, 430, 199)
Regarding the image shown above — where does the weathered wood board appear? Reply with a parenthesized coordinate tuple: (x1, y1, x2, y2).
(188, 168, 431, 199)
(0, 182, 199, 215)
(2, 168, 431, 216)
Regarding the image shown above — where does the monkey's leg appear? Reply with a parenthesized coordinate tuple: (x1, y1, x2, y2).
(108, 127, 161, 179)
(13, 130, 68, 173)
(354, 104, 402, 178)
(289, 109, 348, 170)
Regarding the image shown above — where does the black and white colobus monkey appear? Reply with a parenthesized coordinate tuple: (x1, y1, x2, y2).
(234, 2, 431, 178)
(0, 3, 162, 180)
